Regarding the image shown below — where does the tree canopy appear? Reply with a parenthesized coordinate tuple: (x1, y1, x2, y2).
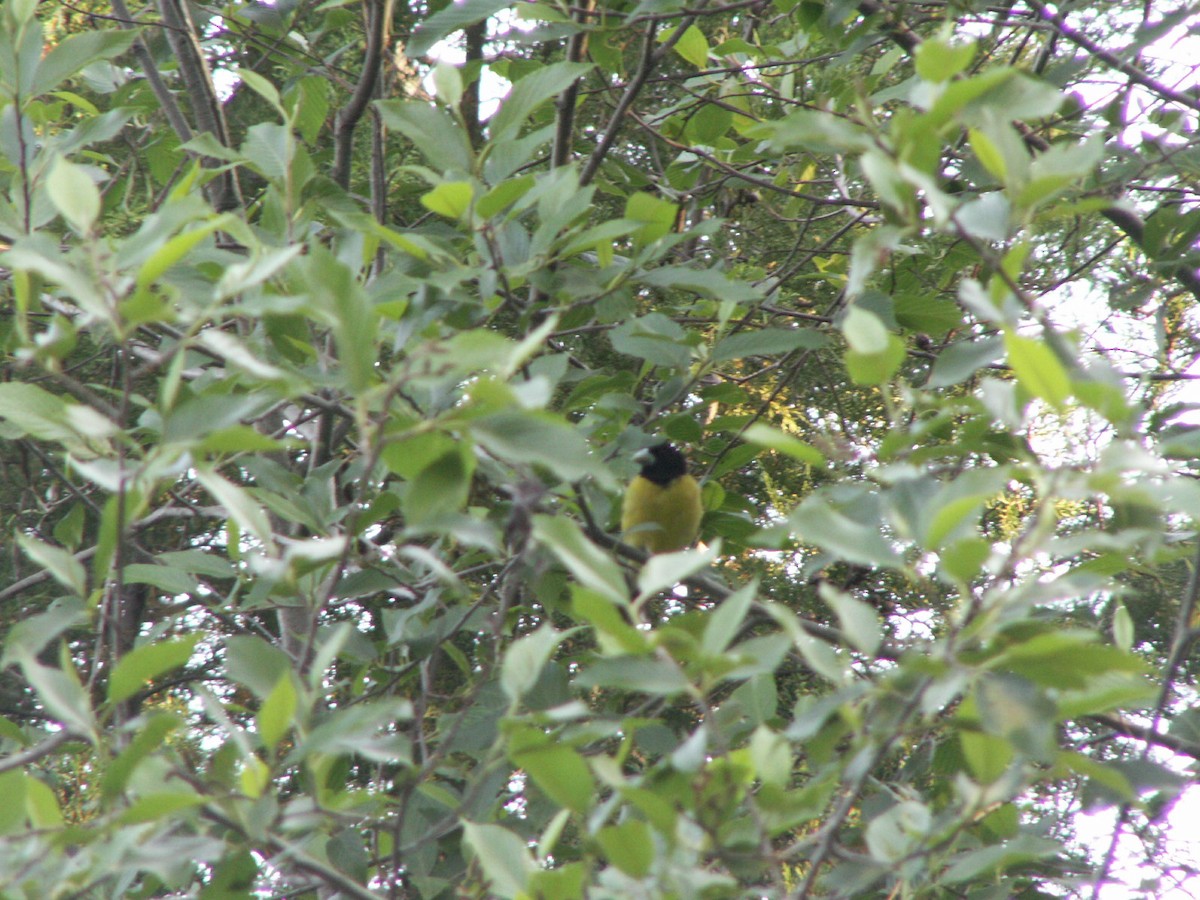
(2, 0, 1200, 896)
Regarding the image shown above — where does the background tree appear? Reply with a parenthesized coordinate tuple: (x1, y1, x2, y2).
(1, 0, 1199, 896)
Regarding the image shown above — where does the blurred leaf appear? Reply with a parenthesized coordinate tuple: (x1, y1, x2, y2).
(973, 673, 1057, 760)
(46, 157, 100, 233)
(625, 192, 678, 244)
(790, 492, 902, 568)
(491, 62, 593, 142)
(818, 582, 881, 656)
(462, 822, 535, 900)
(927, 336, 1004, 387)
(915, 38, 975, 82)
(377, 100, 474, 172)
(533, 517, 627, 606)
(407, 0, 515, 57)
(663, 23, 709, 68)
(257, 674, 298, 752)
(16, 532, 86, 596)
(574, 657, 691, 694)
(502, 624, 570, 703)
(597, 819, 654, 877)
(21, 658, 94, 738)
(421, 180, 474, 219)
(108, 636, 201, 704)
(635, 544, 718, 603)
(32, 29, 137, 95)
(226, 636, 293, 699)
(510, 740, 595, 814)
(1004, 331, 1071, 410)
(713, 328, 824, 362)
(474, 412, 606, 484)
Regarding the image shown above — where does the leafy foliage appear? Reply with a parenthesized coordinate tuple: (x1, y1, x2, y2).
(1, 0, 1199, 897)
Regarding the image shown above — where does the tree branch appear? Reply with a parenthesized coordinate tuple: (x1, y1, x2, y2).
(334, 0, 391, 190)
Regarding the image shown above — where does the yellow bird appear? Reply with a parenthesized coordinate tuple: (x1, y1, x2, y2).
(620, 443, 702, 553)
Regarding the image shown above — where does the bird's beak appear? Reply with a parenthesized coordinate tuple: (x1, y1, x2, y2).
(632, 447, 653, 465)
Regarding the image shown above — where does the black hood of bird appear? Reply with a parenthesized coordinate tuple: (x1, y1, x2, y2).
(634, 443, 689, 487)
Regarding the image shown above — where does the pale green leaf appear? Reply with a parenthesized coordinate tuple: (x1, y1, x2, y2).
(108, 636, 201, 704)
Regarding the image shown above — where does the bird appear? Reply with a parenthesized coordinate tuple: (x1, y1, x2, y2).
(620, 442, 703, 553)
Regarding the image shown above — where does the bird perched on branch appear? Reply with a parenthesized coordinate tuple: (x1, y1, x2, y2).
(620, 442, 702, 553)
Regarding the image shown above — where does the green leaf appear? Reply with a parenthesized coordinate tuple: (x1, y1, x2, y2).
(701, 583, 755, 657)
(102, 712, 183, 799)
(685, 102, 734, 144)
(461, 822, 536, 900)
(21, 658, 94, 738)
(842, 306, 889, 354)
(431, 61, 463, 107)
(195, 467, 274, 547)
(108, 636, 201, 704)
(31, 29, 137, 96)
(24, 775, 64, 828)
(136, 213, 236, 289)
(926, 336, 1004, 387)
(16, 532, 86, 597)
(46, 157, 100, 233)
(989, 631, 1148, 688)
(1112, 601, 1134, 651)
(257, 673, 298, 752)
(636, 265, 763, 303)
(326, 828, 370, 884)
(502, 624, 569, 703)
(663, 24, 709, 68)
(477, 174, 536, 218)
(226, 636, 293, 699)
(52, 503, 86, 550)
(743, 423, 825, 466)
(574, 657, 691, 694)
(242, 122, 292, 178)
(635, 544, 718, 604)
(237, 68, 284, 114)
(712, 327, 824, 361)
(491, 62, 594, 142)
(968, 127, 1007, 181)
(407, 0, 515, 57)
(893, 293, 964, 336)
(818, 582, 881, 656)
(915, 38, 975, 82)
(239, 755, 270, 799)
(473, 411, 606, 484)
(940, 537, 990, 582)
(0, 599, 86, 668)
(752, 109, 872, 154)
(376, 100, 474, 173)
(511, 741, 596, 814)
(610, 312, 691, 368)
(865, 800, 930, 863)
(571, 588, 650, 655)
(421, 180, 474, 219)
(922, 467, 1011, 549)
(596, 820, 654, 877)
(845, 334, 906, 385)
(959, 730, 1012, 784)
(404, 447, 473, 526)
(749, 724, 792, 788)
(625, 192, 678, 245)
(789, 492, 902, 568)
(974, 673, 1057, 759)
(533, 516, 627, 606)
(1004, 331, 1071, 410)
(123, 792, 207, 829)
(941, 834, 1060, 884)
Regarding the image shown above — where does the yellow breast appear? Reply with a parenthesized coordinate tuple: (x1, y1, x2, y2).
(620, 474, 702, 553)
